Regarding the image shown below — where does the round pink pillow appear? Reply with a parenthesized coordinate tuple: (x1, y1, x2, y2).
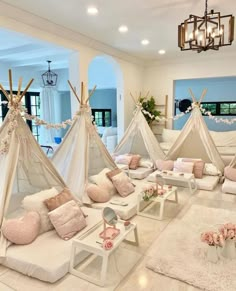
(2, 211, 41, 245)
(87, 184, 110, 203)
(224, 166, 236, 182)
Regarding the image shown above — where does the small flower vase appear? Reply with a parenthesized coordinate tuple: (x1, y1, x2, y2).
(207, 245, 218, 263)
(221, 239, 236, 259)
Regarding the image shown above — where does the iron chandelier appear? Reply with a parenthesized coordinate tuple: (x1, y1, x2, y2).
(41, 60, 58, 86)
(178, 0, 234, 53)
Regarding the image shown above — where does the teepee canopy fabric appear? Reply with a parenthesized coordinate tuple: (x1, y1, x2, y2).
(52, 82, 116, 203)
(167, 103, 225, 173)
(0, 75, 66, 257)
(114, 106, 165, 161)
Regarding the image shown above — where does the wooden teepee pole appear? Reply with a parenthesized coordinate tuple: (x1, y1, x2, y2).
(0, 84, 10, 101)
(130, 92, 136, 104)
(199, 88, 208, 104)
(68, 80, 80, 103)
(86, 85, 97, 104)
(20, 79, 34, 101)
(17, 77, 23, 98)
(9, 70, 13, 103)
(188, 88, 197, 103)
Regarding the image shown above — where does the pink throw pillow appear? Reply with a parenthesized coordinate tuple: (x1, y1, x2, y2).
(2, 211, 40, 245)
(224, 166, 236, 182)
(193, 161, 205, 179)
(87, 184, 111, 203)
(156, 160, 174, 171)
(115, 154, 133, 165)
(111, 172, 135, 197)
(48, 200, 87, 240)
(173, 161, 194, 173)
(129, 155, 141, 170)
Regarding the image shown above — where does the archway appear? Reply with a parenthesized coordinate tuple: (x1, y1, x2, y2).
(88, 55, 124, 152)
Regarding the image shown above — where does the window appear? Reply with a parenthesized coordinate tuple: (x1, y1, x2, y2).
(0, 91, 40, 140)
(201, 101, 236, 116)
(91, 109, 111, 127)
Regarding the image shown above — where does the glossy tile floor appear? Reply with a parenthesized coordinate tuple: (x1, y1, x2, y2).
(0, 185, 235, 291)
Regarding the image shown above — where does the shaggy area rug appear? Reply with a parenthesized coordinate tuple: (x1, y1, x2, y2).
(146, 205, 236, 291)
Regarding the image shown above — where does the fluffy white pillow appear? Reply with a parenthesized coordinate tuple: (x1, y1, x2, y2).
(22, 187, 59, 234)
(173, 161, 194, 173)
(139, 158, 154, 168)
(203, 163, 221, 176)
(90, 168, 117, 195)
(115, 154, 133, 165)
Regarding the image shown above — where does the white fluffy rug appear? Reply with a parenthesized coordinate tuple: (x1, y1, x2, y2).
(146, 205, 236, 291)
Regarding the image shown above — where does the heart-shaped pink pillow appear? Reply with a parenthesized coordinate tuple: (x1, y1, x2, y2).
(2, 211, 41, 245)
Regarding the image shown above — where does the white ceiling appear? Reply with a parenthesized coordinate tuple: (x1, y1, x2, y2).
(0, 28, 73, 70)
(1, 0, 236, 62)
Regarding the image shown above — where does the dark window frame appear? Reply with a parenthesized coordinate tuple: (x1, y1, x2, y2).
(201, 101, 236, 116)
(0, 91, 40, 140)
(91, 109, 112, 127)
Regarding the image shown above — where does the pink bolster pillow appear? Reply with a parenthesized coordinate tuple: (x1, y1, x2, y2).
(224, 166, 236, 182)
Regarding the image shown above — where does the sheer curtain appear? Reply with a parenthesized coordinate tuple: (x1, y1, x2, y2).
(39, 87, 61, 145)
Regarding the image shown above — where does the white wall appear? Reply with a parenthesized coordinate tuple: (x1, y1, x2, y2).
(143, 52, 236, 128)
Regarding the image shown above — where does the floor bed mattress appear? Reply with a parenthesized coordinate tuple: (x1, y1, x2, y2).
(222, 178, 236, 195)
(2, 207, 102, 283)
(91, 179, 152, 220)
(128, 167, 153, 180)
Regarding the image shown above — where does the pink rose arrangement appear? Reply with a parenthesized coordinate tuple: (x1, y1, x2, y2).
(201, 231, 224, 247)
(142, 185, 156, 201)
(102, 239, 113, 250)
(219, 223, 236, 240)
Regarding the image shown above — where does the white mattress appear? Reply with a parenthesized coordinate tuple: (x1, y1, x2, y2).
(2, 207, 102, 283)
(91, 179, 152, 220)
(195, 175, 219, 191)
(128, 167, 153, 180)
(222, 178, 236, 195)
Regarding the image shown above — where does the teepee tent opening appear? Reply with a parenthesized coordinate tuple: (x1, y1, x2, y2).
(52, 81, 117, 202)
(114, 92, 165, 162)
(0, 71, 66, 256)
(167, 89, 225, 173)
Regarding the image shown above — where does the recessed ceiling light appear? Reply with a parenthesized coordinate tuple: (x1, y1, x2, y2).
(118, 25, 128, 33)
(141, 39, 150, 45)
(87, 6, 98, 15)
(158, 49, 166, 55)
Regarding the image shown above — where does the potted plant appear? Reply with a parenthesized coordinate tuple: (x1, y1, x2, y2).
(139, 96, 161, 126)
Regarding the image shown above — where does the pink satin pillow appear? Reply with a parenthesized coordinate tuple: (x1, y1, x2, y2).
(48, 200, 87, 240)
(156, 160, 174, 171)
(87, 184, 111, 203)
(224, 166, 236, 182)
(111, 172, 135, 197)
(129, 155, 141, 170)
(2, 211, 40, 245)
(192, 161, 205, 179)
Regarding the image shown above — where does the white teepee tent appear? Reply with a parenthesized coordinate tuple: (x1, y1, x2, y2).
(167, 89, 225, 173)
(52, 81, 117, 202)
(0, 71, 66, 256)
(114, 93, 165, 162)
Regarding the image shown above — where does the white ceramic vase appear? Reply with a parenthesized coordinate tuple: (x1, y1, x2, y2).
(221, 239, 236, 259)
(207, 245, 218, 263)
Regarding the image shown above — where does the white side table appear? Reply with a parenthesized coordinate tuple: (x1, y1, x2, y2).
(137, 186, 178, 220)
(69, 220, 139, 287)
(161, 171, 197, 194)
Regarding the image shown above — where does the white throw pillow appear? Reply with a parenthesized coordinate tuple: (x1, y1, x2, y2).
(203, 163, 221, 176)
(89, 168, 117, 195)
(139, 158, 154, 168)
(173, 161, 194, 173)
(22, 187, 59, 234)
